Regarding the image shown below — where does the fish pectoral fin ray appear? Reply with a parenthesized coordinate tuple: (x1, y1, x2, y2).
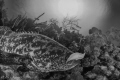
(31, 62, 39, 70)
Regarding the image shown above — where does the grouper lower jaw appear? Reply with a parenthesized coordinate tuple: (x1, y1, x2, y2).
(66, 52, 85, 63)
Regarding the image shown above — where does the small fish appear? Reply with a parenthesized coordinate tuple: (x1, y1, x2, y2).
(0, 26, 85, 72)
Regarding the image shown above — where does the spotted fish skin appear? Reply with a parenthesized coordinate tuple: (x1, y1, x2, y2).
(0, 26, 13, 37)
(0, 26, 14, 50)
(0, 26, 85, 72)
(0, 50, 31, 65)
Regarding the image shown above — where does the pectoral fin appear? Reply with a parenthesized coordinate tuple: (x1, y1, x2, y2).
(66, 52, 85, 63)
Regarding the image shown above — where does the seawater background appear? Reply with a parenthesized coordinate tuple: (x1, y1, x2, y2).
(3, 0, 120, 35)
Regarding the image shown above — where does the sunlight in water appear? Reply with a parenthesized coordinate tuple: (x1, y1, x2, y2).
(58, 0, 80, 17)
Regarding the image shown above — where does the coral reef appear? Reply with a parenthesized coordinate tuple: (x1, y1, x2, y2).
(1, 0, 120, 80)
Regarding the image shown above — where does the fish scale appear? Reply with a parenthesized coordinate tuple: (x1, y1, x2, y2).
(0, 26, 85, 72)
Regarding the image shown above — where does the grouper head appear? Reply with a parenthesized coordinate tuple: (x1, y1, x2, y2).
(30, 51, 85, 72)
(27, 38, 85, 72)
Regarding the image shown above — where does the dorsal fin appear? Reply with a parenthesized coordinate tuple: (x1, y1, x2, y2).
(16, 31, 40, 35)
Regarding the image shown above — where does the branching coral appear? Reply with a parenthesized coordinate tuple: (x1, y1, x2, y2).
(82, 33, 120, 80)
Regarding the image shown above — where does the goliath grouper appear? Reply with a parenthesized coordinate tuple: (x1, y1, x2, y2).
(0, 26, 85, 72)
